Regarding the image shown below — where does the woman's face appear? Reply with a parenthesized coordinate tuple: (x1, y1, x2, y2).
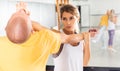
(61, 12, 79, 32)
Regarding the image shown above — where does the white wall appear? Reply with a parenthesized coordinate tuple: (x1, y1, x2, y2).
(0, 1, 56, 36)
(0, 1, 16, 36)
(39, 3, 56, 28)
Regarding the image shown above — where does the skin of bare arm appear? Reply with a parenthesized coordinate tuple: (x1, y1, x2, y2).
(82, 32, 90, 66)
(32, 22, 84, 45)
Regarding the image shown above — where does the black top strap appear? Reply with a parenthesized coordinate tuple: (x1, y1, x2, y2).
(52, 43, 64, 58)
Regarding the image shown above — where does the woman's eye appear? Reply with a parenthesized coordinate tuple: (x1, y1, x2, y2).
(62, 17, 67, 21)
(69, 17, 74, 20)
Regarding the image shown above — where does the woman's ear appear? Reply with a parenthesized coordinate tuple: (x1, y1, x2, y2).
(77, 16, 80, 23)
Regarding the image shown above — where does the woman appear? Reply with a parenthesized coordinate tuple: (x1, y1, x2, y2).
(53, 4, 90, 71)
(108, 9, 117, 52)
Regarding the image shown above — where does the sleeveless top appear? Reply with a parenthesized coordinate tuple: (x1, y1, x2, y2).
(53, 30, 84, 71)
(108, 20, 115, 30)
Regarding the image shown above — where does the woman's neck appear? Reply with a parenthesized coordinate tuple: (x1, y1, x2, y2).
(63, 28, 75, 35)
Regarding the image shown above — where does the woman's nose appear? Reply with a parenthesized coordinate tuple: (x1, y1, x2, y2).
(66, 20, 71, 24)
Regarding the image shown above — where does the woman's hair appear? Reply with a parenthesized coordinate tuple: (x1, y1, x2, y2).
(109, 9, 116, 22)
(60, 4, 80, 20)
(110, 9, 115, 15)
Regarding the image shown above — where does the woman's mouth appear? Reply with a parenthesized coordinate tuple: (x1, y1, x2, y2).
(66, 26, 72, 28)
